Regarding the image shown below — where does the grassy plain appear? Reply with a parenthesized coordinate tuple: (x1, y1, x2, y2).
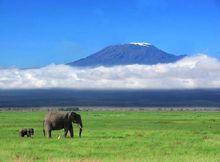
(0, 110, 219, 162)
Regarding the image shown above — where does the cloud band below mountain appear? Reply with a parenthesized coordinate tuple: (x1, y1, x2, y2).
(0, 54, 220, 89)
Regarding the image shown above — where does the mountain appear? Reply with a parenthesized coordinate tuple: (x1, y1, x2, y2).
(67, 42, 186, 67)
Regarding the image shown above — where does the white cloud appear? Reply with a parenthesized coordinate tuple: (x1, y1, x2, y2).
(0, 54, 220, 89)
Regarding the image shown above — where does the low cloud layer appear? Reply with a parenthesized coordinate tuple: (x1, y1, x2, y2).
(0, 55, 220, 89)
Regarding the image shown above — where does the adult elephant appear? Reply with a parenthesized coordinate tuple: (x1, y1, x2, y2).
(43, 111, 83, 138)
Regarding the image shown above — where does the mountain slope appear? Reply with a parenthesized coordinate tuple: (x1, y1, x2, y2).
(67, 43, 186, 67)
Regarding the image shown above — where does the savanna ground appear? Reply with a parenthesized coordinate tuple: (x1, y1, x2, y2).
(0, 110, 219, 162)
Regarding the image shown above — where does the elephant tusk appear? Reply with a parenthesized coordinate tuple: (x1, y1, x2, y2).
(78, 125, 83, 129)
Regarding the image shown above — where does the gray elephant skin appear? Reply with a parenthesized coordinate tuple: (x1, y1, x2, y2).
(43, 111, 83, 138)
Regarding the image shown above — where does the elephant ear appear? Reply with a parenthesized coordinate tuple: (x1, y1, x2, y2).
(67, 112, 76, 121)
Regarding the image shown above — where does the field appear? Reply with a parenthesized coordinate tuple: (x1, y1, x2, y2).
(0, 110, 219, 162)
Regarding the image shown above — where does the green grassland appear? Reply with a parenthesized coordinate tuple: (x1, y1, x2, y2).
(0, 110, 219, 162)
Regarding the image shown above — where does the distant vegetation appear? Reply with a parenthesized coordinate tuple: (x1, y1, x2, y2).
(0, 106, 219, 112)
(0, 89, 220, 108)
(0, 111, 219, 161)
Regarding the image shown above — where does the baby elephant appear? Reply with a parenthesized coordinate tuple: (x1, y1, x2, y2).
(19, 128, 34, 137)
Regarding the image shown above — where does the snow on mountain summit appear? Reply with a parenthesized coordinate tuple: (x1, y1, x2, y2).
(129, 42, 152, 46)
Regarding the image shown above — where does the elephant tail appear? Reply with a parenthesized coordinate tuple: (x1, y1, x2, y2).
(43, 120, 46, 137)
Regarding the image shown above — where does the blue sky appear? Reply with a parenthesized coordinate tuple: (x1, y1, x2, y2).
(0, 0, 219, 68)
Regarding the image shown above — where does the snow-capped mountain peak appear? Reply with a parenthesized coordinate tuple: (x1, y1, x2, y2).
(129, 42, 151, 46)
(67, 43, 186, 67)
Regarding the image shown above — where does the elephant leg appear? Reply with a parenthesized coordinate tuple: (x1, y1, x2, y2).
(69, 126, 74, 138)
(64, 129, 68, 138)
(45, 124, 52, 138)
(27, 131, 31, 137)
(48, 129, 52, 138)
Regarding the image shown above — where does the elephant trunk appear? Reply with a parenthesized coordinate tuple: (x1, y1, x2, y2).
(78, 117, 83, 138)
